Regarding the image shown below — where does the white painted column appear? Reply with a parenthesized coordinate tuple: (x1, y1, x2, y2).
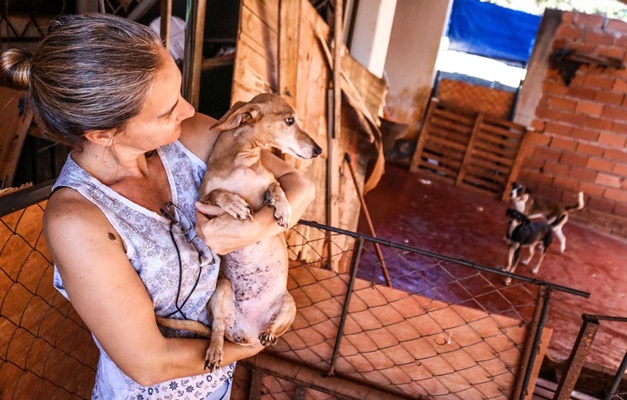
(349, 0, 398, 78)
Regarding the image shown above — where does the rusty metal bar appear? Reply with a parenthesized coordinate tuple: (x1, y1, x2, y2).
(603, 350, 627, 400)
(327, 237, 364, 376)
(344, 153, 392, 287)
(512, 284, 547, 400)
(298, 219, 590, 299)
(519, 284, 552, 400)
(553, 315, 600, 400)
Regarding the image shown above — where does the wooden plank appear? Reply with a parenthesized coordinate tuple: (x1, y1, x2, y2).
(427, 135, 467, 153)
(467, 157, 511, 174)
(457, 113, 483, 186)
(503, 130, 529, 200)
(472, 138, 518, 159)
(410, 99, 438, 173)
(182, 0, 206, 108)
(427, 126, 470, 146)
(279, 0, 301, 103)
(0, 87, 32, 189)
(472, 148, 513, 166)
(480, 122, 526, 139)
(429, 118, 473, 137)
(475, 130, 521, 151)
(432, 107, 476, 125)
(242, 0, 279, 35)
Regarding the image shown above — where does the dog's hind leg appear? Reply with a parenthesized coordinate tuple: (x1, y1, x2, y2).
(259, 292, 296, 346)
(532, 233, 553, 275)
(205, 276, 235, 372)
(553, 224, 567, 253)
(531, 251, 546, 275)
(522, 245, 536, 265)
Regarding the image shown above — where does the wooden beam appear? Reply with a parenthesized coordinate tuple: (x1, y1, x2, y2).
(278, 0, 301, 104)
(182, 0, 207, 109)
(160, 0, 173, 52)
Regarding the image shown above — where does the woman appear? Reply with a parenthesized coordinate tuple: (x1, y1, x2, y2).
(0, 13, 314, 399)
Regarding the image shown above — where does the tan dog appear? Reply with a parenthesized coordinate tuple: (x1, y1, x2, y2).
(160, 93, 321, 371)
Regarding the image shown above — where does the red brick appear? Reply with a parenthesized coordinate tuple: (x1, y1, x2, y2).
(533, 147, 563, 162)
(574, 13, 606, 29)
(543, 81, 569, 96)
(556, 23, 583, 40)
(596, 173, 622, 188)
(550, 136, 578, 151)
(523, 156, 545, 171)
(618, 35, 627, 49)
(588, 197, 616, 213)
(598, 132, 626, 147)
(530, 119, 547, 132)
(580, 182, 606, 197)
(569, 42, 597, 54)
(606, 18, 627, 34)
(603, 106, 627, 122)
(584, 117, 614, 131)
(614, 122, 627, 135)
(584, 28, 616, 46)
(614, 203, 627, 217)
(604, 148, 627, 163)
(554, 176, 580, 191)
(596, 45, 626, 61)
(548, 97, 577, 111)
(544, 161, 571, 176)
(561, 151, 590, 168)
(562, 12, 575, 24)
(614, 79, 627, 93)
(523, 170, 554, 186)
(566, 85, 597, 100)
(526, 131, 551, 146)
(588, 157, 615, 172)
(545, 121, 573, 136)
(604, 187, 627, 202)
(577, 143, 605, 157)
(576, 100, 604, 117)
(572, 127, 601, 141)
(569, 167, 598, 182)
(585, 74, 617, 89)
(595, 90, 626, 106)
(614, 162, 627, 175)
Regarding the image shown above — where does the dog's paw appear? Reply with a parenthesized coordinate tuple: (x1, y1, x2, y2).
(273, 206, 291, 230)
(259, 330, 277, 346)
(504, 277, 512, 286)
(204, 345, 224, 372)
(209, 190, 253, 221)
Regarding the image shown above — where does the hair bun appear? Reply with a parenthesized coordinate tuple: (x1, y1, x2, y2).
(0, 48, 33, 89)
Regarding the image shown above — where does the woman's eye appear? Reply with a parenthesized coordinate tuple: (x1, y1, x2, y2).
(284, 117, 294, 126)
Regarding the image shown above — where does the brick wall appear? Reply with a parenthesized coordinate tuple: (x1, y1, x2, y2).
(520, 12, 627, 238)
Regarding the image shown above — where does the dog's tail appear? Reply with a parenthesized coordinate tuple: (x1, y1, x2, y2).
(565, 191, 585, 212)
(550, 213, 567, 228)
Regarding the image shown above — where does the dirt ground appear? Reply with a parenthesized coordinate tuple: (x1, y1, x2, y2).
(357, 164, 627, 381)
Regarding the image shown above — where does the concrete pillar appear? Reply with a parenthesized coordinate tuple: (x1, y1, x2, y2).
(383, 0, 452, 138)
(349, 0, 398, 78)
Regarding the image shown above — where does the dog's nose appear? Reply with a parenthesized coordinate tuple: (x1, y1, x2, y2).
(312, 143, 323, 157)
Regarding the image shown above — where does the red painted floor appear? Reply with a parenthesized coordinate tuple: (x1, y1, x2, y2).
(357, 164, 627, 375)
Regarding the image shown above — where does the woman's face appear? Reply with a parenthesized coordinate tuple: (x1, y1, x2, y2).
(115, 46, 195, 151)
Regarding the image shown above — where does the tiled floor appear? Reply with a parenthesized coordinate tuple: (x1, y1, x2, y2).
(358, 163, 627, 375)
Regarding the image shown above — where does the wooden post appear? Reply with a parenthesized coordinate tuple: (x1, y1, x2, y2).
(160, 0, 173, 53)
(182, 0, 207, 109)
(409, 98, 438, 173)
(456, 112, 483, 187)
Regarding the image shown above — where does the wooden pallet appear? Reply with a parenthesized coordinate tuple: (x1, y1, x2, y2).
(410, 98, 528, 200)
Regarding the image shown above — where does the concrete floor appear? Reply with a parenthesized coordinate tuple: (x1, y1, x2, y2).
(357, 164, 627, 379)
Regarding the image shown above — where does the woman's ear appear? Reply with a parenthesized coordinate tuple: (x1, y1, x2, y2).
(83, 129, 116, 146)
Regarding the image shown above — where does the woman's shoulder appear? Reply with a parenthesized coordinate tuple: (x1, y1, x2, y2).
(179, 112, 220, 162)
(44, 188, 110, 235)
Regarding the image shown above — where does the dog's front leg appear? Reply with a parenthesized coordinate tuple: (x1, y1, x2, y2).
(205, 276, 234, 372)
(504, 245, 521, 286)
(201, 188, 253, 221)
(264, 181, 291, 229)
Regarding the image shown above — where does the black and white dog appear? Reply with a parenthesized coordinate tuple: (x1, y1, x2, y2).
(510, 182, 584, 253)
(503, 208, 562, 285)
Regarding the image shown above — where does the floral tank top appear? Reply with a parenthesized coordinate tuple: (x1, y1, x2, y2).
(52, 140, 235, 399)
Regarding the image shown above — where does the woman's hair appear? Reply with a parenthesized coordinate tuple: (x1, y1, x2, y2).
(0, 13, 164, 146)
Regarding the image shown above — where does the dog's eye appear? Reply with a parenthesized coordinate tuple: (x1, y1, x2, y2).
(284, 117, 295, 126)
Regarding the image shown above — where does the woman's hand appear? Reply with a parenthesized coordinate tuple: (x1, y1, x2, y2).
(195, 150, 315, 255)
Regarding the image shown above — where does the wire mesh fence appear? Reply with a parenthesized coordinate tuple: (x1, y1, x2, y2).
(1, 189, 592, 400)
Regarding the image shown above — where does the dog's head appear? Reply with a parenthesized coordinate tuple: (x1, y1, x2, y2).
(506, 208, 530, 224)
(510, 182, 532, 210)
(210, 93, 322, 160)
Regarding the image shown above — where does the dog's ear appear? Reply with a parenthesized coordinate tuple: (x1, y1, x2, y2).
(210, 102, 262, 131)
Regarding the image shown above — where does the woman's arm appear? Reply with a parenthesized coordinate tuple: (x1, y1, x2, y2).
(195, 150, 316, 255)
(43, 189, 264, 386)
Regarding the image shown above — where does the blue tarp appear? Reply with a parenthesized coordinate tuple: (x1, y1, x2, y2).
(446, 0, 542, 64)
